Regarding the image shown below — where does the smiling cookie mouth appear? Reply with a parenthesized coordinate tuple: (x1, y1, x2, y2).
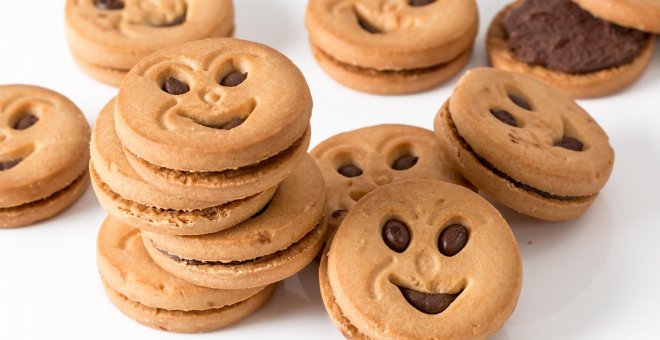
(396, 284, 462, 315)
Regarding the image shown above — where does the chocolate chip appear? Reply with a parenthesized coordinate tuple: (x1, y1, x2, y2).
(438, 224, 468, 256)
(337, 165, 362, 178)
(489, 109, 518, 127)
(95, 0, 124, 10)
(221, 118, 245, 130)
(398, 287, 458, 314)
(13, 115, 38, 130)
(556, 137, 584, 151)
(0, 159, 21, 171)
(358, 19, 380, 34)
(332, 210, 348, 219)
(161, 77, 189, 95)
(220, 72, 247, 87)
(392, 155, 418, 170)
(382, 219, 410, 253)
(409, 0, 436, 6)
(508, 94, 532, 111)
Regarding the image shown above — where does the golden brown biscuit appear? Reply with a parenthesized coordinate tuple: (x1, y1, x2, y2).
(311, 124, 471, 239)
(305, 0, 478, 94)
(0, 85, 90, 228)
(435, 68, 614, 221)
(323, 180, 522, 339)
(574, 0, 660, 34)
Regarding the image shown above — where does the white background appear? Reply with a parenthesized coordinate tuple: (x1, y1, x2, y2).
(1, 1, 659, 339)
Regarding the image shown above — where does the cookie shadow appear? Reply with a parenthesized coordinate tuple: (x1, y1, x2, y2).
(233, 0, 300, 48)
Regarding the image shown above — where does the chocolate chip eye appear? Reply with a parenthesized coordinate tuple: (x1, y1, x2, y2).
(555, 137, 584, 151)
(392, 155, 418, 170)
(508, 94, 532, 111)
(0, 159, 22, 171)
(221, 118, 245, 130)
(161, 77, 189, 95)
(13, 114, 38, 130)
(382, 219, 411, 253)
(95, 0, 124, 10)
(358, 18, 380, 34)
(337, 164, 362, 178)
(332, 210, 348, 219)
(489, 109, 518, 127)
(438, 224, 468, 256)
(409, 0, 436, 6)
(220, 72, 247, 87)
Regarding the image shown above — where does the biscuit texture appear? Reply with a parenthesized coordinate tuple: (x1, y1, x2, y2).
(574, 0, 660, 33)
(0, 85, 90, 227)
(325, 180, 522, 340)
(487, 2, 655, 98)
(435, 68, 614, 220)
(311, 124, 471, 238)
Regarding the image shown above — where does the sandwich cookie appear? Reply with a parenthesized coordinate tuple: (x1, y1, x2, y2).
(0, 85, 90, 228)
(65, 0, 234, 86)
(305, 0, 478, 94)
(115, 38, 312, 202)
(90, 99, 276, 235)
(321, 180, 522, 340)
(142, 156, 327, 289)
(487, 0, 654, 98)
(311, 124, 472, 239)
(98, 217, 275, 333)
(435, 68, 615, 221)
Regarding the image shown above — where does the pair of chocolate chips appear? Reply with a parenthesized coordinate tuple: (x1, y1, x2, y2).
(358, 0, 436, 34)
(382, 219, 468, 256)
(337, 155, 419, 178)
(489, 94, 584, 151)
(0, 115, 39, 171)
(95, 0, 186, 27)
(161, 71, 247, 95)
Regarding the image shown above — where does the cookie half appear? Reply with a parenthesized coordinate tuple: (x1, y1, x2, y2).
(97, 217, 274, 332)
(487, 0, 654, 98)
(0, 85, 90, 228)
(90, 100, 276, 235)
(311, 124, 472, 238)
(305, 0, 478, 94)
(142, 156, 327, 289)
(435, 68, 614, 221)
(324, 180, 522, 340)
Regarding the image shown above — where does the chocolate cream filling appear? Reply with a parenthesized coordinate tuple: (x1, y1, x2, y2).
(503, 0, 650, 74)
(445, 109, 592, 202)
(313, 44, 468, 76)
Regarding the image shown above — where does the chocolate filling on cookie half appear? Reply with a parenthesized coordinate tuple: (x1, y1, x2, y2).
(503, 0, 650, 74)
(442, 105, 594, 202)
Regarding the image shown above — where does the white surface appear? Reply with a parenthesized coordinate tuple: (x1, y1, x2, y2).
(1, 1, 659, 339)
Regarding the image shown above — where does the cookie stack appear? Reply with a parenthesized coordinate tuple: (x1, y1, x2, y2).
(90, 38, 326, 332)
(65, 0, 234, 86)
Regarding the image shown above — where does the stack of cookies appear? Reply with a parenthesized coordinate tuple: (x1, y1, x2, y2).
(65, 0, 234, 86)
(90, 38, 327, 332)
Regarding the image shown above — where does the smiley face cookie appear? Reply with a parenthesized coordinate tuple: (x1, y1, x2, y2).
(65, 0, 234, 86)
(90, 99, 276, 235)
(321, 180, 522, 339)
(0, 85, 90, 228)
(98, 217, 275, 332)
(311, 124, 471, 238)
(435, 68, 615, 221)
(142, 156, 327, 289)
(305, 0, 478, 94)
(486, 0, 654, 98)
(114, 38, 312, 202)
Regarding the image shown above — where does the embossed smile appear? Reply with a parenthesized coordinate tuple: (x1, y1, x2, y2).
(394, 283, 463, 315)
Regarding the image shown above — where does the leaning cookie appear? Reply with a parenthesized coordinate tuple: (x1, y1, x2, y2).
(114, 38, 312, 202)
(65, 0, 234, 86)
(97, 217, 275, 333)
(305, 0, 478, 95)
(487, 0, 654, 98)
(435, 68, 614, 221)
(0, 85, 90, 228)
(321, 180, 522, 340)
(90, 99, 276, 236)
(311, 124, 472, 239)
(142, 156, 327, 289)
